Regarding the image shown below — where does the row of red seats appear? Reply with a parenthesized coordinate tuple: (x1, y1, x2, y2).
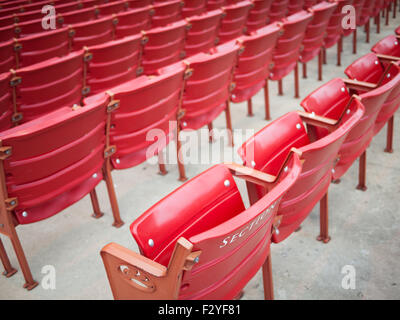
(100, 30, 400, 299)
(0, 4, 398, 294)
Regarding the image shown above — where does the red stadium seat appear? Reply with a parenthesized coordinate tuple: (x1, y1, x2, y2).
(114, 6, 153, 39)
(96, 0, 128, 17)
(0, 24, 16, 43)
(238, 104, 364, 244)
(84, 63, 186, 175)
(127, 0, 152, 8)
(231, 22, 281, 119)
(206, 0, 226, 11)
(16, 28, 72, 68)
(345, 53, 400, 153)
(9, 51, 85, 124)
(269, 0, 288, 23)
(288, 0, 304, 15)
(0, 40, 15, 73)
(269, 10, 312, 100)
(300, 1, 337, 81)
(218, 0, 252, 44)
(141, 20, 188, 75)
(0, 96, 122, 290)
(0, 72, 13, 131)
(174, 41, 241, 180)
(246, 0, 273, 32)
(56, 8, 98, 26)
(371, 34, 400, 58)
(151, 0, 183, 28)
(69, 16, 118, 51)
(182, 0, 206, 17)
(101, 158, 302, 299)
(0, 15, 15, 28)
(301, 75, 400, 190)
(185, 9, 224, 56)
(84, 34, 142, 95)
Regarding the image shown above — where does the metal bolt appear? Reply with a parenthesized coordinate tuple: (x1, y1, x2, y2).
(116, 159, 120, 164)
(251, 160, 256, 167)
(224, 179, 230, 187)
(395, 41, 398, 45)
(10, 200, 16, 206)
(311, 112, 315, 117)
(22, 211, 28, 217)
(148, 239, 154, 247)
(92, 173, 98, 178)
(5, 149, 10, 155)
(296, 123, 302, 130)
(194, 257, 199, 263)
(346, 109, 350, 114)
(387, 73, 391, 78)
(274, 227, 280, 235)
(231, 94, 236, 99)
(284, 166, 288, 172)
(375, 60, 379, 65)
(341, 87, 345, 92)
(332, 168, 335, 174)
(183, 122, 187, 127)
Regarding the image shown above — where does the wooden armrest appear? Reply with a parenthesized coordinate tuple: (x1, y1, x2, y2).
(225, 162, 277, 186)
(343, 78, 377, 91)
(297, 110, 337, 129)
(376, 53, 400, 62)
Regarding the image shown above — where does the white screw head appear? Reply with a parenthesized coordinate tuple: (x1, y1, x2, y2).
(284, 166, 288, 172)
(375, 60, 379, 65)
(311, 112, 315, 117)
(296, 123, 302, 130)
(183, 122, 187, 127)
(274, 227, 280, 235)
(148, 239, 154, 247)
(270, 73, 274, 77)
(395, 41, 398, 45)
(224, 179, 230, 187)
(22, 211, 28, 217)
(194, 257, 199, 263)
(231, 94, 236, 99)
(346, 109, 350, 114)
(251, 160, 256, 167)
(92, 173, 98, 178)
(341, 87, 345, 92)
(116, 159, 120, 164)
(387, 73, 391, 78)
(332, 168, 335, 173)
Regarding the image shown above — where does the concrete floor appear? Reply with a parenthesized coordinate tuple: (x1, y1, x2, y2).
(1, 16, 400, 300)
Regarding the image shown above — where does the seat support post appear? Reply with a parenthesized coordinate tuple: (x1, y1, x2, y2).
(158, 151, 168, 176)
(247, 99, 254, 117)
(103, 161, 124, 228)
(278, 80, 283, 96)
(384, 116, 394, 153)
(302, 62, 307, 79)
(294, 62, 299, 98)
(262, 253, 274, 300)
(337, 36, 342, 66)
(318, 50, 323, 81)
(317, 192, 331, 243)
(356, 151, 367, 191)
(90, 189, 104, 219)
(366, 19, 370, 43)
(353, 28, 357, 54)
(0, 238, 17, 278)
(225, 101, 234, 147)
(264, 80, 271, 120)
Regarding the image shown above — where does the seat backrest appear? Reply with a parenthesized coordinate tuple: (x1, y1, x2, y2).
(114, 6, 152, 39)
(0, 40, 15, 73)
(185, 9, 224, 56)
(83, 62, 186, 169)
(288, 0, 304, 15)
(324, 0, 353, 48)
(238, 104, 364, 243)
(70, 16, 117, 51)
(344, 52, 385, 84)
(17, 28, 71, 68)
(97, 0, 128, 17)
(371, 34, 400, 58)
(206, 0, 226, 10)
(246, 0, 273, 32)
(182, 0, 206, 17)
(300, 1, 337, 63)
(127, 0, 152, 8)
(269, 0, 289, 22)
(270, 10, 313, 81)
(57, 8, 98, 26)
(359, 0, 375, 26)
(232, 22, 281, 103)
(12, 51, 84, 123)
(0, 72, 13, 131)
(0, 15, 15, 28)
(85, 34, 142, 95)
(151, 0, 183, 28)
(129, 159, 301, 299)
(218, 0, 253, 44)
(0, 97, 108, 224)
(181, 41, 240, 130)
(141, 20, 187, 75)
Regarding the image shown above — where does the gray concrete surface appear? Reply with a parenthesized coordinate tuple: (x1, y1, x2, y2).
(1, 17, 400, 300)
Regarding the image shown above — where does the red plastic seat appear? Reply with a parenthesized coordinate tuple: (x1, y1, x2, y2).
(231, 22, 281, 119)
(206, 0, 226, 11)
(301, 76, 399, 189)
(84, 63, 186, 173)
(85, 34, 142, 95)
(151, 0, 183, 28)
(10, 51, 85, 124)
(0, 15, 15, 28)
(69, 16, 118, 51)
(16, 28, 71, 68)
(217, 0, 252, 44)
(300, 1, 337, 81)
(141, 20, 188, 75)
(288, 0, 304, 15)
(345, 53, 400, 153)
(239, 104, 364, 243)
(101, 157, 302, 299)
(56, 8, 98, 26)
(127, 0, 152, 8)
(182, 0, 206, 17)
(0, 72, 13, 131)
(185, 9, 224, 56)
(371, 34, 400, 58)
(0, 40, 15, 73)
(323, 0, 353, 67)
(269, 0, 288, 23)
(96, 0, 128, 17)
(0, 96, 123, 291)
(0, 24, 15, 42)
(269, 10, 313, 100)
(246, 0, 273, 32)
(114, 6, 153, 39)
